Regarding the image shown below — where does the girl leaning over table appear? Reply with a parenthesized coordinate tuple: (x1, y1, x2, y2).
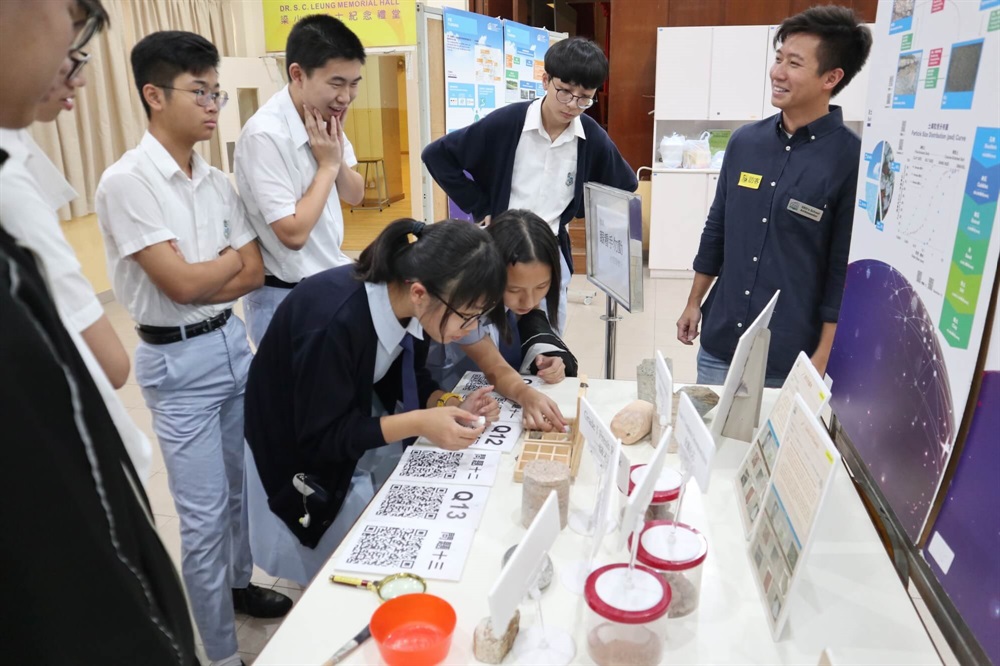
(427, 209, 575, 431)
(243, 218, 507, 585)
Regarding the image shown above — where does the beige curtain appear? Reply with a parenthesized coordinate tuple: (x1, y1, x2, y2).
(28, 0, 241, 220)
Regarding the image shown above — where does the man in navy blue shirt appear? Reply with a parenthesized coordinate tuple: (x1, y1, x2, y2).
(422, 37, 637, 333)
(677, 6, 873, 386)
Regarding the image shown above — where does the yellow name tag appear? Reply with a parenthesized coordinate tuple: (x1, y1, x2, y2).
(738, 172, 763, 189)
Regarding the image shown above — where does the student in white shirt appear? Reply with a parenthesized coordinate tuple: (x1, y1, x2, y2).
(96, 31, 289, 666)
(0, 13, 152, 481)
(0, 45, 129, 388)
(235, 14, 366, 346)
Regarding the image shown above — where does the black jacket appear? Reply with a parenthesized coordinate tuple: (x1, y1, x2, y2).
(245, 265, 439, 547)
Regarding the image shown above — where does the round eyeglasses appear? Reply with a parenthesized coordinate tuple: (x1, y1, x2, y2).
(553, 86, 595, 109)
(156, 85, 229, 110)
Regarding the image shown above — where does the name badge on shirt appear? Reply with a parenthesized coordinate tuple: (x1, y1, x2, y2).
(787, 198, 824, 222)
(738, 172, 763, 189)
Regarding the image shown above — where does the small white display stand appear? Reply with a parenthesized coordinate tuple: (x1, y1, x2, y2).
(711, 290, 779, 444)
(490, 491, 575, 665)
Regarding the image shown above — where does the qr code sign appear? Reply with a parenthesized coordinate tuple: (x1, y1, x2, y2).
(345, 525, 427, 570)
(399, 450, 464, 479)
(376, 483, 448, 520)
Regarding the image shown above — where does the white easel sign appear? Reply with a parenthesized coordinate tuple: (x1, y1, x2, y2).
(654, 350, 673, 427)
(747, 394, 841, 640)
(712, 290, 780, 444)
(675, 392, 716, 492)
(578, 396, 617, 470)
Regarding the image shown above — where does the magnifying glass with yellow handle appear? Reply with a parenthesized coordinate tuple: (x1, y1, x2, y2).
(329, 572, 427, 601)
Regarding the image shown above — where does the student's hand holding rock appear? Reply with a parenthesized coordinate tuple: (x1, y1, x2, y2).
(422, 407, 487, 450)
(459, 385, 501, 422)
(535, 355, 566, 384)
(520, 390, 567, 432)
(304, 105, 343, 172)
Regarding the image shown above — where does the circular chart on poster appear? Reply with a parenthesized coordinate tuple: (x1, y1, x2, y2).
(864, 140, 896, 228)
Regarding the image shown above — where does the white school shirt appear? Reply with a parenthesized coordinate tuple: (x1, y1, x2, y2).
(95, 132, 256, 327)
(507, 98, 585, 234)
(235, 86, 358, 283)
(0, 130, 103, 333)
(365, 281, 424, 383)
(0, 128, 78, 211)
(0, 156, 153, 483)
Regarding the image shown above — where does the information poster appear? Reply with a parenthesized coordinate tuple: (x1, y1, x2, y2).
(748, 395, 841, 640)
(261, 0, 417, 51)
(922, 315, 1000, 665)
(735, 353, 831, 536)
(443, 8, 503, 133)
(503, 20, 550, 104)
(828, 0, 1000, 542)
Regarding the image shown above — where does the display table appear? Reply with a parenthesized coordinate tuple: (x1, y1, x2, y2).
(255, 378, 940, 665)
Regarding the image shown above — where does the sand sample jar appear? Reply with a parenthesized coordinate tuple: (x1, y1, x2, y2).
(627, 464, 683, 522)
(521, 460, 570, 528)
(634, 520, 708, 618)
(584, 563, 670, 666)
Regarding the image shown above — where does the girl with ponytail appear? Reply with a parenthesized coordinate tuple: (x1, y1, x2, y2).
(243, 218, 506, 584)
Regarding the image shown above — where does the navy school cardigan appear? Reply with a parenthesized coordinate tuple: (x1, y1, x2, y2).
(421, 100, 638, 273)
(244, 265, 439, 547)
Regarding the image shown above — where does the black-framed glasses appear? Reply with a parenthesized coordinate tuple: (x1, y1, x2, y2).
(553, 86, 595, 109)
(429, 289, 491, 330)
(67, 51, 91, 82)
(157, 86, 230, 110)
(70, 13, 101, 52)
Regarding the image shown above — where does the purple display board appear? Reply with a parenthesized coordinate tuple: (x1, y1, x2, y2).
(922, 369, 1000, 664)
(828, 260, 955, 541)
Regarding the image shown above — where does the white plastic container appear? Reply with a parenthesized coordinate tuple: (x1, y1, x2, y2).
(584, 563, 670, 666)
(627, 464, 683, 522)
(634, 520, 708, 618)
(658, 133, 684, 168)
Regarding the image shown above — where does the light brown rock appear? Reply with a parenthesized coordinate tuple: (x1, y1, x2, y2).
(473, 610, 520, 664)
(611, 399, 655, 444)
(522, 460, 570, 528)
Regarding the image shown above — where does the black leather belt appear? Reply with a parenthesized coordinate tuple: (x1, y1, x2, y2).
(136, 309, 232, 345)
(264, 275, 299, 290)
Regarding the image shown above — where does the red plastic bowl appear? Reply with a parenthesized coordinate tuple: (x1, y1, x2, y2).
(369, 593, 457, 666)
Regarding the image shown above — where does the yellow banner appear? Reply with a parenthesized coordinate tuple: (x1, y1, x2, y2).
(262, 0, 417, 52)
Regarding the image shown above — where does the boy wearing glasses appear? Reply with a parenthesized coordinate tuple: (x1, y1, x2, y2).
(422, 36, 637, 333)
(235, 14, 366, 347)
(96, 31, 289, 666)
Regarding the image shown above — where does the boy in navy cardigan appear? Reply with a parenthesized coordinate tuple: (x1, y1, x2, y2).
(422, 36, 637, 333)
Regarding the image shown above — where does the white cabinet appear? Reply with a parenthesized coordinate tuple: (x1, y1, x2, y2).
(655, 27, 712, 120)
(649, 170, 711, 277)
(708, 26, 769, 120)
(655, 26, 767, 121)
(705, 173, 720, 217)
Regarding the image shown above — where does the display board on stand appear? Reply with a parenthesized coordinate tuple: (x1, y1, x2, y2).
(735, 352, 831, 537)
(747, 395, 841, 640)
(584, 182, 644, 379)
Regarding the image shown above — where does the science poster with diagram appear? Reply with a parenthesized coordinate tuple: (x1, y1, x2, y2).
(828, 0, 999, 543)
(502, 20, 550, 104)
(443, 7, 503, 133)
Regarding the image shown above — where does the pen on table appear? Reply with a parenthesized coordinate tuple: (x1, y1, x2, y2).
(322, 624, 371, 666)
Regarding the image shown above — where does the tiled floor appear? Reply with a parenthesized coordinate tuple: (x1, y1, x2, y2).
(105, 268, 953, 664)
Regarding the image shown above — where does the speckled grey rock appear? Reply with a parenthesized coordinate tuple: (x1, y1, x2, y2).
(637, 359, 656, 402)
(502, 545, 554, 591)
(679, 385, 719, 417)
